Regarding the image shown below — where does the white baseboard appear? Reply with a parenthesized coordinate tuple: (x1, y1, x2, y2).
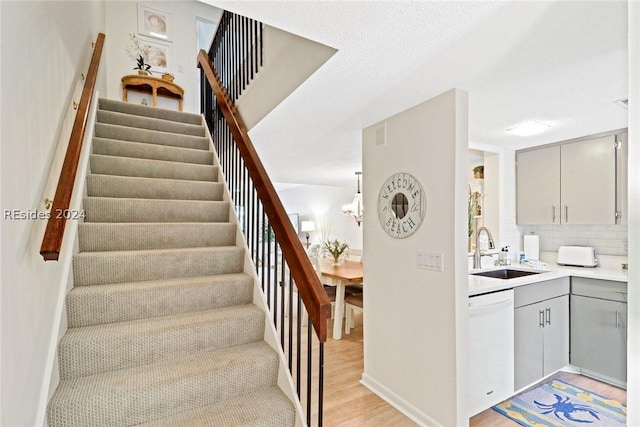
(360, 372, 442, 427)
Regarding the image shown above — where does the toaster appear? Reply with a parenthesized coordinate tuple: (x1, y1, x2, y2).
(557, 246, 598, 267)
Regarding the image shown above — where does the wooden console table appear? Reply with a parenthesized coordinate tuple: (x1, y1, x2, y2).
(121, 74, 184, 111)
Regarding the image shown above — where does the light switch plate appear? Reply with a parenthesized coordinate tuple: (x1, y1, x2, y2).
(417, 251, 443, 272)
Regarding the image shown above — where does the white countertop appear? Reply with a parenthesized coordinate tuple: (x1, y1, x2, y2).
(469, 252, 628, 296)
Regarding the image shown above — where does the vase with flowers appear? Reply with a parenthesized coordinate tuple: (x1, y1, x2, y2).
(321, 239, 350, 266)
(126, 33, 152, 75)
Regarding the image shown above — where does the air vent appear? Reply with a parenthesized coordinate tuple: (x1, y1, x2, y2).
(615, 98, 628, 109)
(375, 123, 386, 147)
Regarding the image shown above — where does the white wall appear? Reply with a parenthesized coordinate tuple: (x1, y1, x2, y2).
(276, 184, 363, 252)
(0, 2, 105, 425)
(627, 1, 639, 423)
(361, 89, 469, 426)
(104, 1, 222, 114)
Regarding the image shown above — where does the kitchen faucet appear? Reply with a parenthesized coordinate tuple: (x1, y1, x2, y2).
(473, 226, 495, 269)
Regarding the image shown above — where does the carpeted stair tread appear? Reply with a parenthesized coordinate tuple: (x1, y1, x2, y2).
(59, 304, 265, 379)
(138, 386, 296, 427)
(86, 174, 224, 201)
(66, 273, 254, 327)
(97, 109, 205, 137)
(83, 197, 229, 223)
(73, 246, 244, 286)
(93, 137, 214, 165)
(95, 123, 209, 151)
(98, 98, 202, 125)
(89, 154, 217, 182)
(78, 222, 237, 252)
(48, 341, 280, 427)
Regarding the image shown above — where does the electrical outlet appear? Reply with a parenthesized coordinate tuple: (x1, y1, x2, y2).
(623, 240, 628, 255)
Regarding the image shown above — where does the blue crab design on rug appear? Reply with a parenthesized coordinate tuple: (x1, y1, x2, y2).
(492, 379, 626, 426)
(534, 393, 600, 423)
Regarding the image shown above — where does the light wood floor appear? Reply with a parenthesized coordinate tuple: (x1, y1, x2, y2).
(322, 314, 418, 426)
(322, 313, 627, 427)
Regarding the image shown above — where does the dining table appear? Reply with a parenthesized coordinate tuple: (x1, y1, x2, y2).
(319, 259, 364, 340)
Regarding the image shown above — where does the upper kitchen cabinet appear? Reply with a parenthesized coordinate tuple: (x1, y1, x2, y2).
(516, 132, 626, 225)
(516, 146, 560, 224)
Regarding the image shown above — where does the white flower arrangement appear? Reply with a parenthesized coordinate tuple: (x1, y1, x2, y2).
(321, 239, 350, 265)
(126, 33, 152, 74)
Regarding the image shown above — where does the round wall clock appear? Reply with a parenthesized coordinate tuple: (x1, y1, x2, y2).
(377, 172, 426, 239)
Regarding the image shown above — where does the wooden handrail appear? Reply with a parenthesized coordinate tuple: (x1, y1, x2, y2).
(197, 50, 332, 342)
(40, 33, 105, 261)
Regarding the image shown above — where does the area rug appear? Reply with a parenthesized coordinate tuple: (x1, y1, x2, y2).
(492, 378, 626, 426)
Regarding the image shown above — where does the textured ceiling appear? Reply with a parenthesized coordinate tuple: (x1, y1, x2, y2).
(204, 1, 628, 187)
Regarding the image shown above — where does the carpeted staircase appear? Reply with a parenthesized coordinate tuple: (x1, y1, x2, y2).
(47, 99, 296, 426)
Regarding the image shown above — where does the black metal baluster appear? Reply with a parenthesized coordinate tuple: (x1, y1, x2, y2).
(279, 258, 286, 347)
(205, 12, 322, 425)
(288, 276, 294, 371)
(296, 291, 302, 396)
(269, 236, 282, 330)
(306, 317, 312, 426)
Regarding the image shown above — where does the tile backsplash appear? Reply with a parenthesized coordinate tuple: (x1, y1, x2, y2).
(518, 224, 628, 256)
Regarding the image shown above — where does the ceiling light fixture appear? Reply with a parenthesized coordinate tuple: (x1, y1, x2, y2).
(506, 121, 550, 136)
(342, 172, 363, 227)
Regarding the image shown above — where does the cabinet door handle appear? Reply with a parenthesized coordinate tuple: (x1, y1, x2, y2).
(546, 307, 551, 325)
(564, 205, 569, 223)
(552, 206, 556, 223)
(539, 310, 545, 327)
(616, 310, 621, 328)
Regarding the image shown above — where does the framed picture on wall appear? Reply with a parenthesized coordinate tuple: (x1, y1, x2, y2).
(138, 4, 172, 41)
(140, 37, 171, 74)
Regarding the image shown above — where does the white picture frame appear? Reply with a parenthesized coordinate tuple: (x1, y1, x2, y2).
(140, 37, 171, 75)
(138, 4, 172, 41)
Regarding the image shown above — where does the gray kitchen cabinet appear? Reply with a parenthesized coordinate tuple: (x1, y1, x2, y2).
(516, 133, 621, 225)
(516, 146, 560, 224)
(514, 278, 569, 390)
(571, 278, 627, 386)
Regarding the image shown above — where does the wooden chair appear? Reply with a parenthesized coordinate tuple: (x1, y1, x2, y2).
(344, 292, 363, 334)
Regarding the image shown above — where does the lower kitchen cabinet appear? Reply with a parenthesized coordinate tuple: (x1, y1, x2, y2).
(514, 278, 569, 390)
(571, 278, 627, 386)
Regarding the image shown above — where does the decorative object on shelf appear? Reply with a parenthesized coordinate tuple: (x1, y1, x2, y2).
(126, 33, 152, 75)
(342, 172, 363, 226)
(138, 4, 172, 41)
(161, 72, 174, 82)
(468, 185, 478, 250)
(473, 165, 484, 179)
(322, 239, 350, 266)
(301, 221, 315, 249)
(377, 172, 426, 239)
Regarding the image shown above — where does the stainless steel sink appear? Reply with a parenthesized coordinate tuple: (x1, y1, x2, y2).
(470, 269, 542, 279)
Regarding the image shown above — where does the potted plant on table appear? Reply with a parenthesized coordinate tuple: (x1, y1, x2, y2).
(126, 33, 152, 75)
(322, 239, 350, 266)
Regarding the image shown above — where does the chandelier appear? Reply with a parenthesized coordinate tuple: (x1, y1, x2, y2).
(342, 172, 363, 227)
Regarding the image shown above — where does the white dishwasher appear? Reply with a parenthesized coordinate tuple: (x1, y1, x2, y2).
(468, 289, 514, 417)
